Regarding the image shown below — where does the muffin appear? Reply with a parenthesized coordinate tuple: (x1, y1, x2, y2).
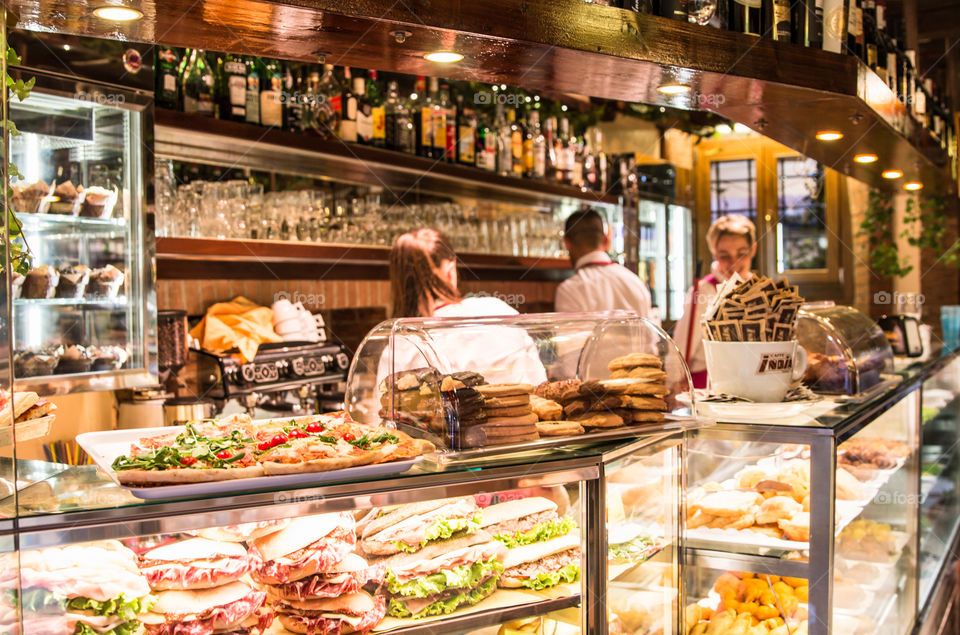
(14, 347, 62, 378)
(80, 186, 117, 219)
(56, 345, 94, 374)
(55, 264, 90, 299)
(23, 265, 60, 299)
(11, 272, 24, 299)
(86, 264, 125, 298)
(12, 180, 51, 214)
(48, 181, 83, 215)
(91, 345, 129, 371)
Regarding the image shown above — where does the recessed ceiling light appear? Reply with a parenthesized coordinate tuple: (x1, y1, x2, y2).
(904, 182, 923, 191)
(93, 6, 143, 21)
(63, 44, 71, 51)
(882, 169, 903, 179)
(854, 153, 878, 163)
(816, 130, 843, 141)
(657, 83, 690, 95)
(424, 51, 463, 63)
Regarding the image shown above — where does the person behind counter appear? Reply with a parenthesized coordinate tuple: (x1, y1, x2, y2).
(385, 227, 547, 385)
(554, 208, 657, 323)
(675, 214, 757, 389)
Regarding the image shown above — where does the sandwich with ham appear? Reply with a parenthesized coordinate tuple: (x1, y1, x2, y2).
(480, 497, 576, 548)
(500, 532, 581, 590)
(382, 530, 506, 619)
(139, 581, 272, 635)
(249, 513, 356, 585)
(269, 591, 385, 634)
(138, 538, 255, 590)
(359, 497, 481, 556)
(9, 540, 154, 635)
(195, 519, 290, 543)
(264, 553, 383, 601)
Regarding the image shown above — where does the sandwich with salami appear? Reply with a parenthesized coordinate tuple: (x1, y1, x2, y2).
(264, 553, 384, 601)
(268, 591, 385, 634)
(138, 581, 272, 635)
(500, 532, 581, 590)
(138, 538, 256, 590)
(359, 497, 482, 556)
(249, 513, 357, 585)
(480, 497, 576, 548)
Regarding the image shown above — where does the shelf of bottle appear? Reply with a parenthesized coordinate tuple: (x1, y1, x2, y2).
(13, 296, 128, 309)
(155, 109, 622, 211)
(156, 237, 572, 282)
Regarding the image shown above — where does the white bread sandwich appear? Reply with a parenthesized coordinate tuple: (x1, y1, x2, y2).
(264, 553, 384, 602)
(139, 538, 255, 590)
(480, 497, 576, 548)
(271, 591, 385, 634)
(195, 519, 291, 543)
(249, 513, 355, 585)
(359, 497, 481, 556)
(500, 532, 581, 590)
(139, 581, 272, 635)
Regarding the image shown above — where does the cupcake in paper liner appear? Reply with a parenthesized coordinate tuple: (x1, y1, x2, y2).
(14, 346, 63, 378)
(55, 264, 91, 299)
(56, 344, 94, 374)
(12, 180, 52, 214)
(11, 272, 24, 300)
(91, 345, 129, 371)
(47, 181, 84, 215)
(86, 264, 125, 298)
(80, 185, 118, 218)
(23, 265, 60, 299)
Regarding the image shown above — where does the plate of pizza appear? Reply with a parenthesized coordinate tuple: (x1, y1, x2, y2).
(77, 411, 435, 499)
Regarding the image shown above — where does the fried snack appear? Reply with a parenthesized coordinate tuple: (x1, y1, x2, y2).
(694, 490, 764, 518)
(736, 468, 768, 489)
(755, 496, 802, 525)
(778, 512, 810, 542)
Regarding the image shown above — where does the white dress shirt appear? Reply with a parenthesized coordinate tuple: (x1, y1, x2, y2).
(554, 250, 657, 324)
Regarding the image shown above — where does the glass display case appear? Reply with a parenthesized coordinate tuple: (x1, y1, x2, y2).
(6, 72, 155, 394)
(346, 312, 696, 458)
(796, 302, 895, 396)
(634, 199, 692, 325)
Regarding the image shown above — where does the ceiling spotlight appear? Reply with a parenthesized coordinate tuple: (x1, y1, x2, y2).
(816, 130, 843, 141)
(854, 153, 878, 163)
(93, 6, 143, 21)
(733, 123, 751, 134)
(657, 83, 690, 96)
(424, 51, 463, 63)
(882, 169, 903, 179)
(904, 182, 923, 191)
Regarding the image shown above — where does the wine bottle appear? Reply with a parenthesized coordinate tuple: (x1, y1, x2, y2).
(765, 0, 791, 40)
(729, 0, 763, 36)
(155, 47, 180, 110)
(656, 0, 687, 21)
(244, 57, 261, 125)
(791, 0, 822, 48)
(259, 58, 284, 128)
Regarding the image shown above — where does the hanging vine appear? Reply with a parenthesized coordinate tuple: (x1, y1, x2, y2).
(3, 42, 33, 275)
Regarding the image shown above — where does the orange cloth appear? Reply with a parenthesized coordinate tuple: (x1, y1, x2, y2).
(189, 296, 281, 363)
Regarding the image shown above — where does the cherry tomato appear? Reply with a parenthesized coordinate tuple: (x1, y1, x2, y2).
(271, 433, 288, 447)
(342, 432, 355, 442)
(216, 450, 233, 459)
(257, 441, 272, 451)
(288, 429, 309, 439)
(180, 456, 197, 466)
(306, 422, 325, 433)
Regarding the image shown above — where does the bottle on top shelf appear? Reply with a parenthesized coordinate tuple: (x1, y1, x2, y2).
(340, 68, 358, 143)
(385, 80, 415, 153)
(456, 94, 477, 167)
(218, 52, 248, 121)
(368, 71, 386, 148)
(180, 49, 215, 116)
(476, 110, 497, 172)
(259, 57, 284, 128)
(155, 47, 180, 110)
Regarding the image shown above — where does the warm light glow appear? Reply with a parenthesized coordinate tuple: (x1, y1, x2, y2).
(904, 182, 923, 191)
(715, 124, 732, 135)
(63, 44, 71, 51)
(854, 153, 878, 163)
(733, 123, 750, 134)
(424, 51, 463, 63)
(882, 169, 903, 179)
(657, 83, 690, 95)
(816, 130, 843, 141)
(93, 6, 143, 21)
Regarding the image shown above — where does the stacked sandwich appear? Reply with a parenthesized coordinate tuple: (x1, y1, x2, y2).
(460, 383, 540, 448)
(7, 540, 153, 635)
(137, 536, 272, 634)
(250, 513, 385, 634)
(359, 497, 507, 619)
(0, 388, 57, 430)
(480, 497, 581, 591)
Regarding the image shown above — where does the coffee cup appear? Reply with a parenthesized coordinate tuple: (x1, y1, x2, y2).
(703, 340, 808, 403)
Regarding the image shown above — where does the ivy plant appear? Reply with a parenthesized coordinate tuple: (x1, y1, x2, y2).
(2, 43, 33, 275)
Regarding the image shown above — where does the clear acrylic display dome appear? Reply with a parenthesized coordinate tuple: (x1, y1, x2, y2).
(345, 311, 697, 453)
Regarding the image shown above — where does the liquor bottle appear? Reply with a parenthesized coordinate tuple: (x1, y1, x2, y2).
(862, 0, 878, 68)
(476, 111, 496, 172)
(430, 78, 448, 160)
(385, 81, 413, 153)
(766, 0, 792, 40)
(821, 0, 846, 53)
(442, 84, 457, 163)
(524, 109, 546, 179)
(729, 0, 763, 36)
(355, 75, 373, 144)
(306, 68, 339, 138)
(557, 117, 573, 185)
(456, 94, 477, 166)
(593, 129, 608, 192)
(656, 0, 687, 20)
(155, 46, 180, 110)
(874, 1, 888, 81)
(320, 64, 342, 132)
(847, 0, 863, 60)
(283, 63, 304, 132)
(572, 137, 585, 188)
(181, 49, 215, 116)
(219, 53, 248, 121)
(791, 0, 822, 48)
(413, 76, 433, 158)
(244, 57, 261, 125)
(544, 116, 557, 181)
(340, 68, 358, 142)
(687, 0, 720, 26)
(618, 0, 653, 11)
(368, 71, 386, 148)
(509, 109, 523, 177)
(259, 58, 284, 128)
(495, 103, 512, 177)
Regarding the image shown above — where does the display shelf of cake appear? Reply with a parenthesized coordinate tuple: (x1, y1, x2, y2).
(14, 263, 127, 307)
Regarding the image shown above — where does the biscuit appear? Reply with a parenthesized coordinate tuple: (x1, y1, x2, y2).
(619, 396, 667, 411)
(607, 353, 663, 371)
(462, 422, 538, 443)
(530, 395, 563, 421)
(535, 420, 584, 437)
(563, 395, 622, 417)
(534, 379, 581, 402)
(480, 413, 539, 427)
(482, 394, 531, 408)
(617, 409, 666, 424)
(609, 367, 669, 382)
(475, 383, 534, 398)
(461, 432, 540, 448)
(483, 404, 533, 418)
(579, 378, 670, 397)
(573, 412, 625, 428)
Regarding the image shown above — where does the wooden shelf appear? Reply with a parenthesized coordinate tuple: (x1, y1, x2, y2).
(9, 0, 954, 193)
(156, 238, 572, 282)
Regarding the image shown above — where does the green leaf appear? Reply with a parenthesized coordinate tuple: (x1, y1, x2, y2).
(493, 515, 576, 548)
(385, 559, 503, 597)
(518, 563, 580, 590)
(387, 575, 498, 619)
(392, 513, 482, 552)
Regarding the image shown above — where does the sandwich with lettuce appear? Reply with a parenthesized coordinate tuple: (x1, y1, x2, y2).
(480, 497, 576, 548)
(359, 497, 481, 556)
(499, 533, 581, 591)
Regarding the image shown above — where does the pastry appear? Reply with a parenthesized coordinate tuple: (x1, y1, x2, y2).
(475, 383, 534, 398)
(690, 490, 763, 518)
(55, 264, 90, 298)
(483, 404, 533, 418)
(617, 395, 667, 410)
(14, 348, 62, 378)
(579, 378, 669, 397)
(572, 412, 624, 428)
(90, 345, 129, 371)
(530, 395, 563, 420)
(481, 394, 531, 408)
(439, 371, 485, 391)
(23, 265, 60, 299)
(11, 272, 24, 299)
(835, 467, 864, 500)
(86, 264, 125, 298)
(80, 185, 117, 218)
(609, 367, 669, 382)
(56, 345, 94, 374)
(735, 468, 768, 489)
(534, 379, 581, 402)
(479, 413, 539, 427)
(12, 180, 50, 214)
(563, 395, 621, 417)
(755, 496, 802, 525)
(49, 180, 82, 215)
(616, 409, 666, 424)
(778, 512, 810, 542)
(535, 420, 584, 437)
(607, 353, 663, 372)
(380, 367, 440, 393)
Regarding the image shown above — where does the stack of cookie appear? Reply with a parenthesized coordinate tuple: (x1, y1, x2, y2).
(460, 383, 540, 447)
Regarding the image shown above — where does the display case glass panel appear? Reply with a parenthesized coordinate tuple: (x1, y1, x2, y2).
(776, 157, 827, 272)
(667, 204, 692, 323)
(8, 89, 151, 390)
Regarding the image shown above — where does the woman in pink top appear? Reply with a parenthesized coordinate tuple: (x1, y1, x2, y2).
(675, 215, 757, 389)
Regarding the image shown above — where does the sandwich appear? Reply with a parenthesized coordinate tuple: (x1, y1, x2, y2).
(381, 531, 506, 619)
(270, 591, 385, 634)
(480, 497, 576, 548)
(360, 497, 481, 556)
(264, 553, 384, 601)
(195, 519, 291, 543)
(606, 524, 664, 566)
(0, 389, 57, 426)
(139, 537, 255, 590)
(500, 532, 581, 590)
(250, 513, 356, 585)
(11, 540, 154, 635)
(139, 581, 272, 635)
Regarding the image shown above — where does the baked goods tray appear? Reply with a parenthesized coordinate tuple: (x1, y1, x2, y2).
(410, 414, 710, 469)
(0, 414, 54, 447)
(77, 426, 420, 501)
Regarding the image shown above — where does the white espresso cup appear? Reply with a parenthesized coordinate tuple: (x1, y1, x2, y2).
(703, 340, 808, 403)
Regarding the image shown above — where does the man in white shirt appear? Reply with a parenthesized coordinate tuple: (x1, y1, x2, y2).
(554, 209, 657, 323)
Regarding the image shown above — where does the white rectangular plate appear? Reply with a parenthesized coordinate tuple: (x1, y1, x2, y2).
(77, 424, 420, 500)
